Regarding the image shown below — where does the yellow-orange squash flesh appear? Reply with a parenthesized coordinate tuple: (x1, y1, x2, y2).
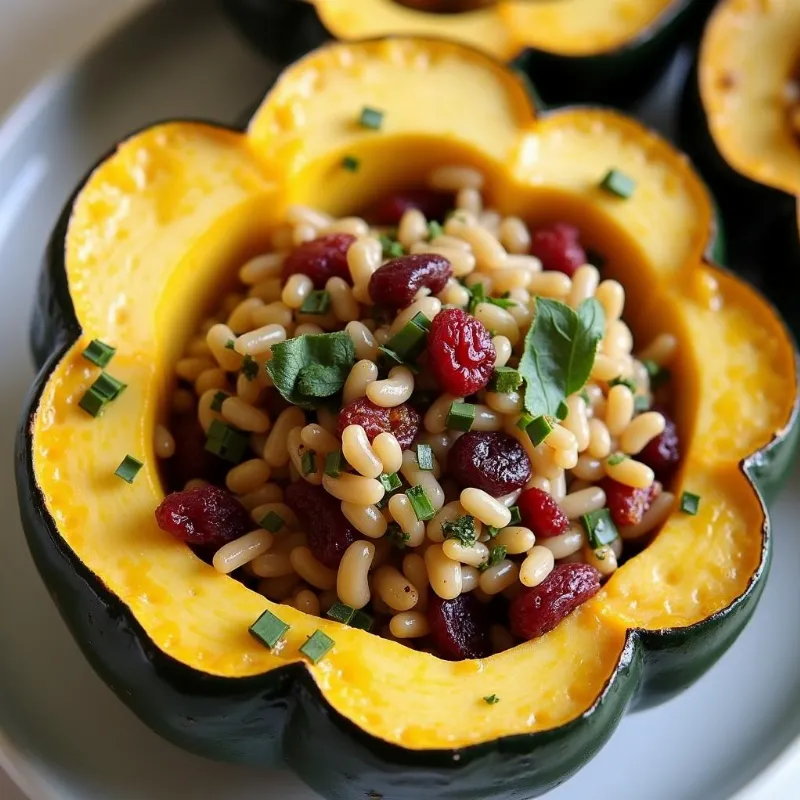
(31, 38, 796, 750)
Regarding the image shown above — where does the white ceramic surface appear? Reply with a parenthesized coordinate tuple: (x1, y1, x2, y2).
(1, 2, 800, 798)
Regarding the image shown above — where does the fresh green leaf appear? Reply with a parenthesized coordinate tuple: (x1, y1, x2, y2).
(267, 332, 355, 409)
(519, 297, 605, 417)
(441, 514, 478, 547)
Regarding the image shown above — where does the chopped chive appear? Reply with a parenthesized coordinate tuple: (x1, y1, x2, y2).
(508, 505, 521, 526)
(325, 449, 344, 478)
(447, 401, 476, 432)
(607, 452, 628, 466)
(486, 525, 500, 538)
(379, 472, 403, 492)
(642, 359, 671, 389)
(406, 485, 436, 521)
(249, 609, 290, 649)
(92, 372, 127, 401)
(599, 168, 636, 199)
(480, 544, 507, 571)
(427, 220, 444, 240)
(416, 444, 434, 471)
(114, 455, 143, 484)
(634, 394, 651, 413)
(341, 154, 360, 172)
(301, 450, 316, 476)
(386, 522, 411, 549)
(378, 234, 404, 259)
(350, 610, 374, 631)
(609, 376, 637, 392)
(466, 282, 486, 314)
(205, 419, 249, 464)
(359, 106, 384, 130)
(680, 492, 700, 515)
(441, 514, 477, 547)
(483, 694, 500, 705)
(556, 400, 570, 421)
(487, 296, 515, 310)
(489, 366, 522, 394)
(526, 414, 554, 446)
(300, 290, 331, 315)
(225, 339, 236, 350)
(82, 339, 116, 368)
(409, 311, 432, 332)
(210, 391, 228, 412)
(377, 346, 406, 369)
(260, 510, 285, 533)
(384, 316, 429, 361)
(326, 601, 356, 625)
(516, 413, 535, 432)
(582, 508, 619, 549)
(78, 387, 107, 417)
(241, 355, 260, 381)
(300, 629, 335, 663)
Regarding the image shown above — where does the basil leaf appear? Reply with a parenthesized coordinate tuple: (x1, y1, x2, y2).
(267, 332, 355, 409)
(519, 297, 605, 417)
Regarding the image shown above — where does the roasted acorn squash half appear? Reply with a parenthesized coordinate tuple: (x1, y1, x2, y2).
(16, 37, 799, 800)
(223, 0, 716, 104)
(680, 0, 800, 330)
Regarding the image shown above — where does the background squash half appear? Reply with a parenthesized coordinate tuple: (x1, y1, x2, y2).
(680, 0, 800, 332)
(16, 36, 800, 800)
(222, 0, 717, 104)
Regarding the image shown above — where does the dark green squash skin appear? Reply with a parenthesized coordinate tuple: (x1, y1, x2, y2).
(14, 114, 800, 798)
(679, 59, 800, 333)
(221, 0, 716, 105)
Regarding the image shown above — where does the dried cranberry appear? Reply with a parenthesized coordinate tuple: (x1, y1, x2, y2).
(448, 432, 531, 497)
(509, 564, 601, 640)
(368, 254, 452, 309)
(601, 478, 659, 527)
(517, 487, 569, 538)
(368, 189, 453, 226)
(427, 308, 495, 395)
(281, 233, 355, 289)
(155, 485, 251, 548)
(427, 593, 491, 660)
(529, 223, 586, 278)
(639, 409, 680, 482)
(337, 397, 421, 450)
(284, 482, 357, 568)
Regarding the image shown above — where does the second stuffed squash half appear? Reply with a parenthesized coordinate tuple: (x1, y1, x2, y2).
(18, 35, 799, 800)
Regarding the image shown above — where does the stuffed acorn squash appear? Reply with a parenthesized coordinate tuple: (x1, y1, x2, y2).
(17, 37, 799, 800)
(223, 0, 716, 104)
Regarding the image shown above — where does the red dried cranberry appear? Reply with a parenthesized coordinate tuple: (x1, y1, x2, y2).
(509, 564, 601, 640)
(337, 397, 421, 450)
(639, 409, 680, 482)
(281, 233, 355, 289)
(517, 487, 569, 538)
(601, 478, 659, 527)
(448, 432, 531, 497)
(529, 223, 586, 278)
(427, 593, 491, 660)
(427, 308, 495, 395)
(368, 189, 453, 226)
(284, 482, 357, 568)
(155, 486, 251, 548)
(368, 254, 452, 309)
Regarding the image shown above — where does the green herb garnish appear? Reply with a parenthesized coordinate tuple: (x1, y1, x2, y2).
(489, 366, 523, 394)
(241, 354, 260, 381)
(607, 452, 628, 466)
(508, 505, 521, 526)
(341, 155, 360, 172)
(442, 514, 478, 547)
(526, 414, 554, 446)
(383, 314, 429, 361)
(416, 444, 434, 471)
(378, 234, 404, 259)
(406, 485, 436, 521)
(326, 601, 357, 625)
(210, 390, 228, 412)
(680, 492, 700, 515)
(556, 400, 570, 421)
(225, 339, 236, 350)
(519, 297, 605, 418)
(267, 332, 355, 409)
(582, 508, 619, 549)
(427, 220, 444, 240)
(466, 282, 486, 314)
(351, 610, 374, 631)
(114, 455, 143, 484)
(483, 694, 500, 705)
(609, 376, 637, 392)
(379, 472, 402, 492)
(386, 522, 412, 549)
(643, 359, 671, 390)
(205, 419, 249, 464)
(634, 394, 651, 413)
(599, 168, 636, 199)
(447, 401, 476, 432)
(249, 609, 290, 649)
(359, 106, 384, 130)
(480, 545, 508, 570)
(301, 450, 317, 476)
(81, 339, 116, 368)
(299, 290, 331, 315)
(260, 510, 285, 533)
(79, 371, 128, 416)
(324, 450, 344, 478)
(300, 629, 335, 663)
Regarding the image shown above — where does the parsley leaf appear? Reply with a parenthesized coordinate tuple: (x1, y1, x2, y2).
(241, 355, 260, 381)
(441, 515, 478, 547)
(480, 544, 508, 570)
(379, 234, 404, 259)
(267, 332, 355, 409)
(518, 297, 605, 417)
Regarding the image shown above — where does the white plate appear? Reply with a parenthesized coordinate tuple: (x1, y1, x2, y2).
(1, 2, 800, 798)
